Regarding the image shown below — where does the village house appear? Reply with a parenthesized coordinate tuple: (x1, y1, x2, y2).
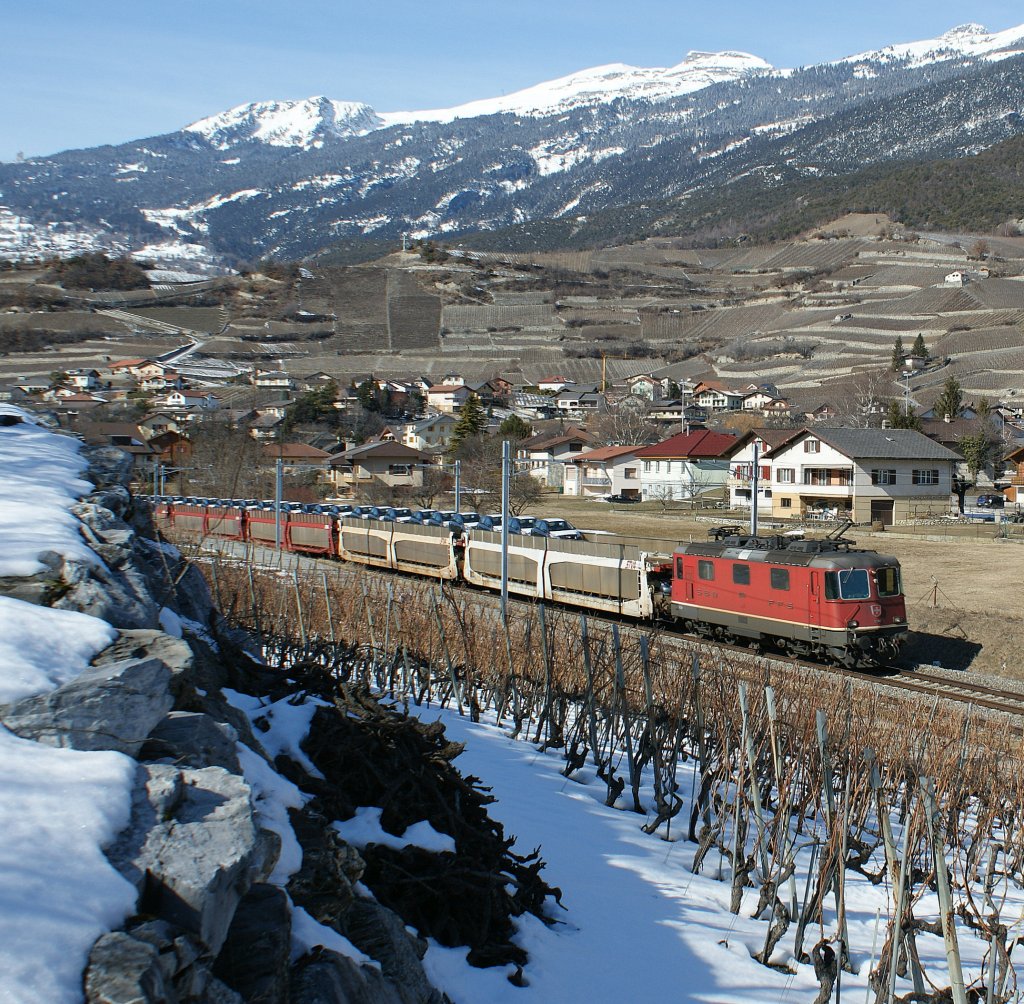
(691, 380, 749, 413)
(1003, 443, 1024, 504)
(563, 445, 644, 499)
(65, 368, 103, 391)
(252, 370, 295, 391)
(400, 413, 458, 452)
(260, 443, 332, 474)
(426, 383, 473, 413)
(762, 427, 961, 524)
(160, 390, 221, 412)
(537, 376, 574, 393)
(553, 384, 605, 420)
(325, 442, 430, 493)
(634, 430, 736, 503)
(516, 426, 599, 488)
(724, 429, 803, 512)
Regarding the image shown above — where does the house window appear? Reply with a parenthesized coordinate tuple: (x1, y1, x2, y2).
(698, 560, 715, 581)
(624, 467, 637, 479)
(770, 568, 790, 590)
(871, 469, 897, 485)
(732, 563, 750, 585)
(777, 468, 795, 484)
(912, 469, 939, 485)
(804, 439, 820, 453)
(644, 461, 651, 473)
(388, 464, 412, 476)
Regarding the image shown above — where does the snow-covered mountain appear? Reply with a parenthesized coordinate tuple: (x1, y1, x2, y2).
(4, 22, 1024, 264)
(185, 97, 384, 151)
(380, 50, 773, 125)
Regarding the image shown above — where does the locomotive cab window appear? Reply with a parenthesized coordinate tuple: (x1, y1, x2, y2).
(675, 557, 685, 579)
(698, 560, 715, 581)
(770, 567, 789, 590)
(824, 569, 871, 600)
(876, 566, 902, 597)
(732, 563, 750, 585)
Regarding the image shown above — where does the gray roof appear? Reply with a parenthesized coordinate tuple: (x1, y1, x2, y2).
(790, 427, 961, 461)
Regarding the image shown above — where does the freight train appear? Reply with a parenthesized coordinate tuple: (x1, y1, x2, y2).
(152, 498, 908, 667)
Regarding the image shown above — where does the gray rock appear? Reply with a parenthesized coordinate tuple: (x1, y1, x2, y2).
(109, 764, 262, 957)
(142, 712, 241, 772)
(0, 656, 174, 755)
(289, 949, 407, 1004)
(82, 444, 135, 490)
(339, 900, 444, 1004)
(84, 931, 172, 1004)
(213, 883, 291, 1004)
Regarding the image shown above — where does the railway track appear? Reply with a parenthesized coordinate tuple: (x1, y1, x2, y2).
(178, 532, 1024, 723)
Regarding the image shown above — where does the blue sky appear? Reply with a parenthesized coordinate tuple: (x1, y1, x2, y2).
(3, 0, 1022, 162)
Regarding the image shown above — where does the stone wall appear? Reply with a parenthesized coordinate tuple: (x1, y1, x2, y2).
(0, 444, 450, 1004)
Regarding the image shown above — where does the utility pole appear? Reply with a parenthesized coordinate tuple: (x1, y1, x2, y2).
(454, 459, 461, 512)
(275, 457, 283, 549)
(500, 439, 510, 619)
(750, 441, 759, 537)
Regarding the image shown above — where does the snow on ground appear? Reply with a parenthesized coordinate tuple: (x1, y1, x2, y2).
(0, 405, 140, 1004)
(0, 729, 138, 1004)
(0, 405, 99, 577)
(401, 702, 992, 1004)
(0, 596, 116, 703)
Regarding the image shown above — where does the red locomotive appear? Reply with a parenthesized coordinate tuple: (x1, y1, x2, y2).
(669, 527, 907, 665)
(152, 499, 908, 667)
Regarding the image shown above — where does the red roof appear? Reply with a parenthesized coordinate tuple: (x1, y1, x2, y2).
(571, 445, 643, 463)
(634, 430, 736, 459)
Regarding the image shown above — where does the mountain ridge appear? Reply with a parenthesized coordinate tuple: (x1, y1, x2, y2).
(4, 21, 1024, 265)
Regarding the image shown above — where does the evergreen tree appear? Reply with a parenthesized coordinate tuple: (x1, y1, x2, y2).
(933, 376, 963, 421)
(910, 333, 928, 360)
(890, 335, 906, 372)
(885, 400, 922, 431)
(448, 394, 487, 454)
(957, 432, 995, 479)
(498, 414, 532, 440)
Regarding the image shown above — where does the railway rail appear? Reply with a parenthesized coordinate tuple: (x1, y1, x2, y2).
(174, 530, 1024, 726)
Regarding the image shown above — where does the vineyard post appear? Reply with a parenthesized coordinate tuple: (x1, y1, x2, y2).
(692, 654, 712, 835)
(535, 603, 553, 746)
(383, 582, 393, 656)
(921, 776, 967, 1004)
(430, 587, 464, 715)
(738, 683, 770, 879)
(361, 580, 378, 651)
(580, 616, 601, 766)
(613, 625, 642, 812)
(292, 571, 307, 651)
(816, 711, 850, 962)
(885, 805, 915, 1004)
(321, 571, 335, 645)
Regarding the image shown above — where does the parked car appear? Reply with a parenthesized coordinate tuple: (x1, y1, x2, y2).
(508, 516, 539, 535)
(605, 494, 640, 504)
(532, 518, 583, 540)
(977, 494, 1006, 508)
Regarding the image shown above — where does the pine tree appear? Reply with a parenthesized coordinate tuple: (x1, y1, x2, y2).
(910, 333, 928, 360)
(890, 335, 906, 372)
(885, 400, 922, 431)
(449, 394, 487, 454)
(933, 376, 963, 421)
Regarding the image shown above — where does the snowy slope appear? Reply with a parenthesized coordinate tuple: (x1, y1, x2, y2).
(841, 21, 1024, 69)
(185, 96, 384, 150)
(380, 50, 772, 126)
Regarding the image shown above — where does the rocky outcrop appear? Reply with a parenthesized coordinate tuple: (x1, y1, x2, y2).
(0, 441, 455, 1004)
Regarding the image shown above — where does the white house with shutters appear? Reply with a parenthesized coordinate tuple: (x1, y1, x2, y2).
(762, 428, 960, 524)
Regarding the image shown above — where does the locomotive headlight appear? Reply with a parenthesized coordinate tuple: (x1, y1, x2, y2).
(848, 620, 859, 628)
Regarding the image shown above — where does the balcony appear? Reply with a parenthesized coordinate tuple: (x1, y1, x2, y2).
(801, 467, 853, 489)
(582, 475, 612, 487)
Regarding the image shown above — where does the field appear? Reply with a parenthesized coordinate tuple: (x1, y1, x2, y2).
(525, 495, 1024, 678)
